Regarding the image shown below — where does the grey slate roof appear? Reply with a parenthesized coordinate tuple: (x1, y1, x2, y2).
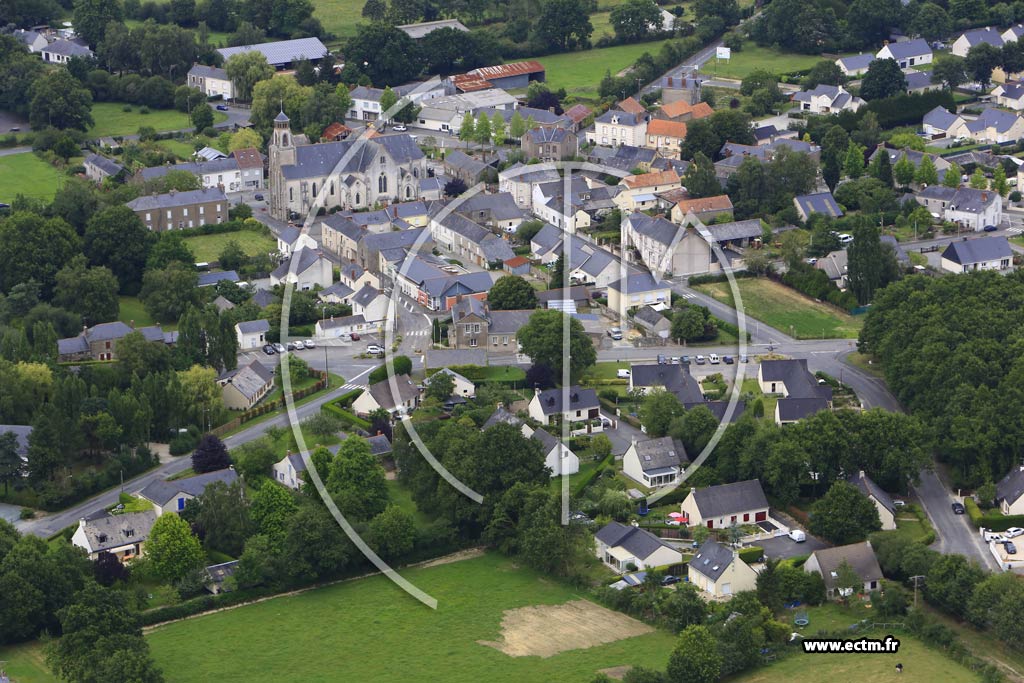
(998, 82, 1024, 101)
(280, 134, 424, 181)
(848, 470, 896, 517)
(78, 510, 157, 553)
(631, 363, 704, 404)
(366, 374, 419, 410)
(138, 157, 240, 181)
(607, 272, 671, 294)
(444, 150, 488, 177)
(941, 236, 1012, 264)
(188, 63, 229, 80)
(223, 360, 274, 400)
(483, 405, 523, 429)
(957, 27, 1004, 49)
(880, 38, 931, 60)
(397, 18, 469, 39)
(530, 427, 561, 454)
(760, 359, 832, 401)
(426, 348, 488, 368)
(595, 110, 645, 126)
(777, 397, 831, 421)
(335, 432, 393, 456)
(689, 539, 738, 582)
(217, 37, 328, 66)
(838, 53, 875, 71)
(43, 39, 93, 57)
(997, 465, 1024, 506)
(320, 314, 366, 329)
(595, 521, 675, 562)
(236, 319, 270, 335)
(880, 235, 909, 264)
(918, 184, 957, 202)
(85, 153, 124, 177)
(252, 289, 279, 307)
(487, 309, 533, 335)
(271, 247, 323, 280)
(810, 542, 883, 590)
(794, 191, 843, 218)
(628, 212, 680, 246)
(904, 70, 934, 91)
(525, 127, 573, 144)
(689, 479, 769, 518)
(631, 436, 687, 473)
(923, 106, 960, 131)
(966, 107, 1022, 134)
(126, 187, 227, 212)
(950, 187, 1000, 215)
(534, 386, 599, 415)
(705, 219, 763, 242)
(197, 270, 239, 287)
(139, 468, 239, 507)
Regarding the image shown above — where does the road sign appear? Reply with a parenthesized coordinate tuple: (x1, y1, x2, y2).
(716, 46, 731, 60)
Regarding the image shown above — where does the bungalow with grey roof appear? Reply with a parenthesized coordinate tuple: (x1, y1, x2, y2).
(351, 374, 420, 416)
(996, 464, 1024, 515)
(138, 468, 239, 515)
(41, 38, 93, 64)
(876, 38, 932, 68)
(904, 70, 940, 94)
(848, 470, 897, 530)
(941, 236, 1013, 273)
(689, 539, 758, 597)
(836, 53, 874, 77)
(72, 510, 157, 561)
(805, 541, 883, 599)
(314, 313, 369, 339)
(528, 386, 603, 435)
(607, 271, 672, 317)
(270, 247, 333, 290)
(235, 319, 270, 350)
(594, 521, 683, 572)
(427, 367, 476, 398)
(964, 107, 1024, 143)
(525, 426, 579, 477)
(758, 359, 833, 424)
(622, 436, 688, 488)
(217, 359, 274, 410)
(83, 154, 125, 183)
(272, 452, 307, 490)
(792, 84, 864, 114)
(992, 82, 1024, 110)
(951, 27, 1004, 57)
(922, 105, 968, 139)
(680, 479, 770, 529)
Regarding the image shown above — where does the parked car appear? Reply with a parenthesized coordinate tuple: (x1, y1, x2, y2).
(216, 104, 229, 111)
(681, 355, 691, 364)
(739, 354, 749, 363)
(608, 327, 623, 340)
(367, 344, 384, 355)
(952, 501, 966, 514)
(695, 355, 706, 365)
(983, 529, 1005, 542)
(304, 339, 316, 348)
(601, 416, 613, 428)
(665, 518, 681, 526)
(293, 340, 305, 350)
(1004, 541, 1018, 555)
(838, 233, 854, 245)
(789, 529, 806, 543)
(661, 575, 682, 586)
(273, 343, 286, 353)
(392, 123, 407, 131)
(286, 342, 298, 351)
(708, 353, 720, 364)
(1004, 527, 1024, 538)
(616, 369, 631, 379)
(723, 356, 735, 364)
(657, 354, 668, 365)
(254, 193, 264, 201)
(983, 225, 998, 232)
(670, 356, 680, 364)
(350, 332, 360, 341)
(262, 344, 276, 355)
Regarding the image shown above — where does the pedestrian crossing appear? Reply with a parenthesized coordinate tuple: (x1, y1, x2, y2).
(404, 329, 431, 337)
(1007, 227, 1024, 235)
(339, 383, 364, 393)
(678, 292, 696, 299)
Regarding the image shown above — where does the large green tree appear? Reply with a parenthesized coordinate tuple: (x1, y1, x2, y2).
(139, 262, 200, 323)
(667, 625, 722, 683)
(809, 481, 882, 544)
(326, 435, 390, 521)
(145, 512, 205, 583)
(610, 0, 662, 42)
(0, 212, 79, 297)
(860, 58, 907, 101)
(488, 275, 538, 310)
(53, 255, 120, 324)
(225, 51, 275, 101)
(83, 206, 156, 294)
(534, 0, 594, 51)
(518, 309, 596, 379)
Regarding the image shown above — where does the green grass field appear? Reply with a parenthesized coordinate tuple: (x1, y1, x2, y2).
(312, 0, 368, 39)
(156, 138, 202, 159)
(0, 152, 65, 202)
(182, 230, 277, 262)
(519, 40, 673, 99)
(146, 553, 673, 682)
(87, 103, 227, 139)
(694, 278, 864, 340)
(697, 44, 834, 80)
(118, 295, 162, 329)
(0, 642, 56, 683)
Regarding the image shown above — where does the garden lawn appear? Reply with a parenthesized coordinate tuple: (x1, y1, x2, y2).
(548, 459, 602, 493)
(87, 103, 227, 138)
(146, 553, 675, 683)
(474, 365, 527, 383)
(696, 44, 837, 80)
(311, 0, 370, 40)
(0, 152, 64, 202)
(118, 295, 168, 330)
(694, 278, 864, 339)
(518, 41, 673, 99)
(385, 478, 432, 527)
(0, 642, 57, 683)
(156, 137, 202, 159)
(182, 230, 277, 262)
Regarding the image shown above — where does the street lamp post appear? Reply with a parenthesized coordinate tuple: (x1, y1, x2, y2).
(321, 303, 329, 388)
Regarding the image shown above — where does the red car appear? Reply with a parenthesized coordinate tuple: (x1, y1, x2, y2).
(350, 332, 360, 341)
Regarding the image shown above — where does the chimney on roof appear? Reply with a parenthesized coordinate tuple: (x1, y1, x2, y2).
(859, 470, 866, 479)
(982, 192, 988, 201)
(79, 518, 86, 529)
(130, 319, 135, 329)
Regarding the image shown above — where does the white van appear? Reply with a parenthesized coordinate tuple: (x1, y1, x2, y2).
(708, 353, 720, 364)
(789, 529, 806, 543)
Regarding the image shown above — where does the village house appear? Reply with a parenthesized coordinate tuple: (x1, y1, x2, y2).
(276, 225, 319, 258)
(521, 127, 578, 162)
(314, 314, 369, 339)
(643, 119, 688, 155)
(443, 150, 490, 184)
(922, 106, 968, 139)
(57, 321, 176, 362)
(793, 191, 843, 221)
(626, 212, 762, 277)
(941, 236, 1014, 273)
(350, 284, 391, 328)
(532, 176, 620, 232)
(996, 464, 1024, 515)
(235, 319, 270, 350)
(83, 154, 124, 183)
(876, 38, 932, 68)
(848, 470, 897, 531)
(670, 195, 734, 224)
(616, 170, 682, 213)
(498, 163, 561, 210)
(836, 53, 875, 77)
(586, 110, 648, 147)
(622, 436, 689, 488)
(607, 272, 673, 317)
(428, 367, 476, 398)
(916, 187, 1002, 231)
(125, 188, 228, 232)
(904, 70, 940, 95)
(680, 479, 770, 529)
(41, 38, 93, 64)
(522, 426, 580, 477)
(654, 100, 713, 123)
(992, 82, 1024, 111)
(138, 157, 244, 192)
(350, 374, 420, 417)
(138, 468, 239, 516)
(429, 212, 515, 267)
(688, 539, 759, 598)
(804, 542, 883, 600)
(72, 511, 157, 562)
(269, 247, 333, 290)
(594, 521, 683, 573)
(951, 27, 1004, 57)
(792, 84, 864, 115)
(187, 63, 235, 100)
(759, 359, 833, 424)
(217, 359, 274, 411)
(448, 297, 532, 352)
(963, 107, 1024, 144)
(528, 387, 603, 435)
(272, 452, 307, 490)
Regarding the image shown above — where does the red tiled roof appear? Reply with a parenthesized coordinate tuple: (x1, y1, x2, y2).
(618, 97, 646, 115)
(468, 60, 545, 80)
(621, 169, 680, 189)
(675, 194, 733, 213)
(231, 147, 263, 169)
(564, 104, 592, 123)
(451, 73, 494, 92)
(647, 119, 688, 139)
(504, 255, 530, 267)
(322, 122, 351, 140)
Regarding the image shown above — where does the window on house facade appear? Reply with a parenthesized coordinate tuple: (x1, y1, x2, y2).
(378, 174, 387, 193)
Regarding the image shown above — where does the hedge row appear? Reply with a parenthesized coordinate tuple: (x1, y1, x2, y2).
(714, 318, 751, 342)
(738, 546, 764, 564)
(172, 218, 270, 239)
(572, 451, 615, 497)
(322, 401, 372, 431)
(239, 378, 327, 423)
(964, 497, 1024, 531)
(686, 271, 758, 286)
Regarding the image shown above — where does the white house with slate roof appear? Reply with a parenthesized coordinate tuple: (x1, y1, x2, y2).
(138, 468, 239, 515)
(963, 108, 1024, 144)
(992, 82, 1024, 110)
(138, 157, 244, 193)
(941, 236, 1013, 273)
(523, 426, 580, 477)
(217, 359, 274, 410)
(350, 284, 390, 326)
(805, 542, 883, 599)
(922, 106, 968, 139)
(996, 464, 1024, 515)
(587, 110, 648, 147)
(758, 359, 832, 424)
(594, 521, 683, 572)
(235, 319, 270, 350)
(72, 510, 157, 562)
(688, 539, 758, 598)
(273, 452, 307, 490)
(528, 387, 603, 434)
(836, 53, 875, 77)
(318, 281, 355, 305)
(41, 38, 93, 64)
(83, 154, 124, 183)
(607, 272, 673, 317)
(791, 85, 864, 115)
(951, 27, 1004, 57)
(876, 38, 932, 68)
(315, 314, 368, 339)
(499, 163, 561, 210)
(187, 63, 235, 100)
(943, 188, 1003, 231)
(680, 479, 770, 529)
(351, 374, 420, 416)
(622, 436, 688, 488)
(267, 112, 427, 221)
(848, 470, 897, 531)
(277, 224, 319, 257)
(270, 247, 333, 290)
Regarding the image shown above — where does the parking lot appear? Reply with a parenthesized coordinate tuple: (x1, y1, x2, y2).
(749, 533, 828, 561)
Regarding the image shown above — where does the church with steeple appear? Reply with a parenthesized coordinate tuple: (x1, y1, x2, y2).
(266, 111, 429, 222)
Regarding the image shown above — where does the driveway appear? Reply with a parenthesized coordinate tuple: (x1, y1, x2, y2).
(913, 468, 1000, 571)
(0, 502, 22, 523)
(750, 534, 828, 561)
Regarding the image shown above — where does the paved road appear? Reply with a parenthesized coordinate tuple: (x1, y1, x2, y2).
(0, 146, 32, 157)
(914, 468, 1000, 571)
